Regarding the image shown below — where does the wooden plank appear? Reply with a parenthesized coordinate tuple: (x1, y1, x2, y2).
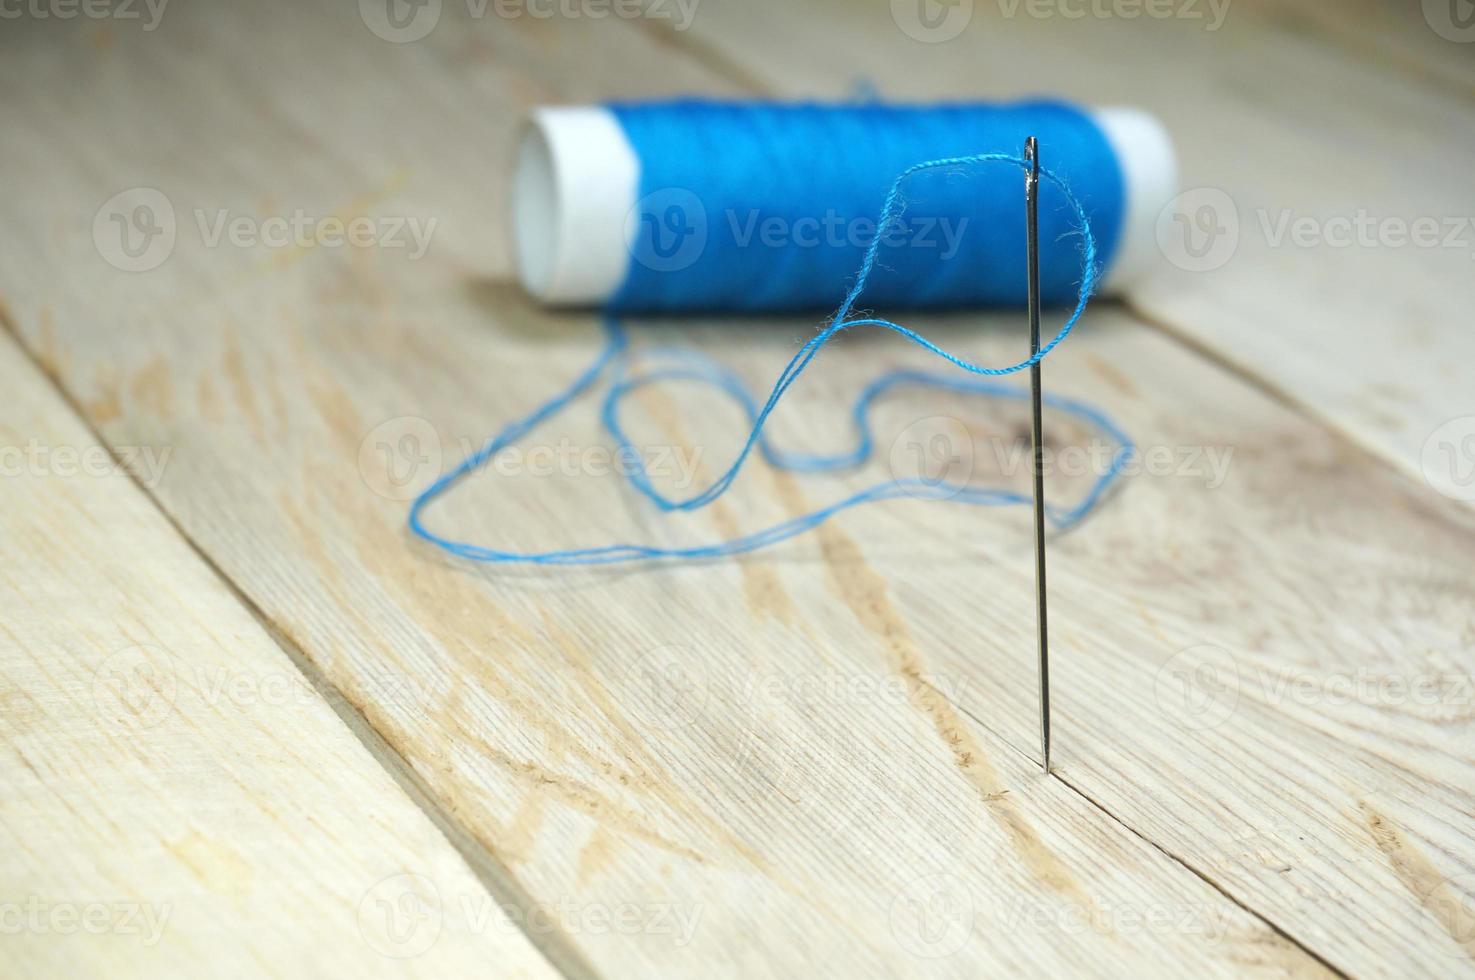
(1276, 0, 1475, 97)
(0, 330, 557, 977)
(674, 0, 1475, 501)
(4, 0, 1473, 976)
(0, 3, 1334, 978)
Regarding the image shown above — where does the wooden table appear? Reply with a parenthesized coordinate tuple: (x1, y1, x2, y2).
(2, 0, 1473, 975)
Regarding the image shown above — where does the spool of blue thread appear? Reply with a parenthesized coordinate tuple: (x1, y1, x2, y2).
(411, 100, 1164, 563)
(511, 99, 1176, 312)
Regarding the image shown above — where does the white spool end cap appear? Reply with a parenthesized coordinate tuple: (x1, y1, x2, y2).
(512, 105, 1177, 305)
(1091, 106, 1178, 294)
(512, 106, 638, 306)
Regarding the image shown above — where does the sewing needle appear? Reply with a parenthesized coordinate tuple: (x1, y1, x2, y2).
(1024, 136, 1051, 775)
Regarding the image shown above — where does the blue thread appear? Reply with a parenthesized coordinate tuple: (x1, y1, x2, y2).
(407, 151, 1134, 565)
(610, 99, 1127, 311)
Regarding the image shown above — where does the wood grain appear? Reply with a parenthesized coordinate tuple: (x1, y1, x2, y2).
(0, 329, 557, 977)
(2, 0, 1473, 977)
(1, 2, 1314, 977)
(0, 8, 1318, 966)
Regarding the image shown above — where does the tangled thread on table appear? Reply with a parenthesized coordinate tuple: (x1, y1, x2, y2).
(408, 154, 1134, 565)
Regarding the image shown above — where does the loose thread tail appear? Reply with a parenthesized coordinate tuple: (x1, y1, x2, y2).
(408, 156, 1132, 566)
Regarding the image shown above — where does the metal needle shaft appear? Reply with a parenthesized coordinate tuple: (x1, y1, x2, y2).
(1024, 137, 1050, 775)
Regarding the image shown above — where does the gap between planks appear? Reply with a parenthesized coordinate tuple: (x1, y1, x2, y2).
(1062, 766, 1347, 977)
(1124, 295, 1475, 523)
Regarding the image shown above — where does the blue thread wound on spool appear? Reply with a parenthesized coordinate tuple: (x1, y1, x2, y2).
(609, 100, 1126, 312)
